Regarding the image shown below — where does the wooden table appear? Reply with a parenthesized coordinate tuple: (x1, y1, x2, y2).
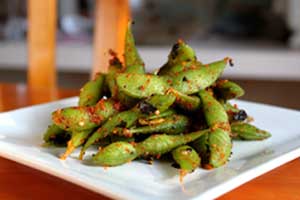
(0, 83, 299, 200)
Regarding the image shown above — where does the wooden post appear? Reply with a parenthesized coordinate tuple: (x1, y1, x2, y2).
(92, 0, 130, 78)
(28, 0, 57, 88)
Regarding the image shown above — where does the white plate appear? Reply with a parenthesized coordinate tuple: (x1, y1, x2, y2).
(0, 97, 300, 200)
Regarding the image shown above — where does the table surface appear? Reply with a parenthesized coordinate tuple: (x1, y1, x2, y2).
(0, 83, 299, 200)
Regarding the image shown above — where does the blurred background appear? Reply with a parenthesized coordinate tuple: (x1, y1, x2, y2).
(0, 0, 299, 109)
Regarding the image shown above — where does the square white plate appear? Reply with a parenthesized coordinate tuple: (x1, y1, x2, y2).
(0, 97, 300, 200)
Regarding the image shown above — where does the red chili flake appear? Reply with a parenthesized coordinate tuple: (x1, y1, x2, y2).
(91, 115, 103, 124)
(97, 99, 106, 110)
(183, 103, 190, 110)
(177, 38, 184, 44)
(116, 143, 122, 147)
(86, 106, 96, 114)
(124, 129, 133, 137)
(220, 152, 225, 159)
(87, 95, 94, 100)
(129, 141, 136, 146)
(113, 101, 122, 111)
(93, 72, 102, 81)
(190, 65, 197, 70)
(203, 164, 213, 170)
(49, 135, 56, 139)
(139, 85, 145, 91)
(167, 79, 172, 84)
(217, 79, 228, 86)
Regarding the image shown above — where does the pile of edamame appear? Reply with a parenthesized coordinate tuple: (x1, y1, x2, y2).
(43, 22, 271, 179)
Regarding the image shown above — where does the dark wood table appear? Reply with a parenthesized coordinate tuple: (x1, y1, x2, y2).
(0, 83, 299, 200)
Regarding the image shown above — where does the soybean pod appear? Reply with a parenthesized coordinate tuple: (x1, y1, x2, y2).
(43, 124, 70, 147)
(196, 90, 232, 168)
(52, 99, 120, 131)
(198, 90, 230, 131)
(124, 22, 145, 74)
(172, 145, 200, 181)
(93, 129, 209, 166)
(158, 40, 198, 76)
(79, 73, 105, 106)
(231, 122, 271, 140)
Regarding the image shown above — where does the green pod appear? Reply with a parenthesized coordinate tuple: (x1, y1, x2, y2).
(145, 94, 176, 112)
(215, 80, 245, 100)
(192, 128, 232, 168)
(92, 129, 209, 166)
(198, 90, 229, 130)
(124, 115, 189, 136)
(208, 128, 232, 168)
(168, 88, 201, 111)
(170, 59, 228, 94)
(116, 73, 169, 98)
(52, 99, 119, 131)
(231, 122, 271, 140)
(79, 109, 141, 159)
(79, 73, 105, 106)
(158, 40, 197, 76)
(43, 124, 70, 147)
(172, 145, 200, 173)
(197, 90, 232, 168)
(135, 129, 209, 156)
(93, 141, 138, 166)
(124, 22, 145, 74)
(60, 129, 93, 160)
